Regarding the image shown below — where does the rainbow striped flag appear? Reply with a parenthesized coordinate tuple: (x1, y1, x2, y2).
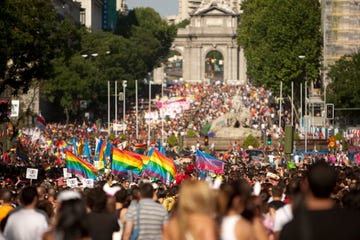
(112, 148, 144, 176)
(134, 143, 147, 155)
(16, 140, 29, 163)
(195, 150, 224, 174)
(43, 165, 51, 172)
(65, 151, 98, 179)
(143, 149, 177, 184)
(58, 140, 67, 150)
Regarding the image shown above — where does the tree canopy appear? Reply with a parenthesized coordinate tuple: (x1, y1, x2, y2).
(0, 0, 80, 95)
(327, 52, 360, 109)
(43, 7, 177, 122)
(238, 0, 322, 100)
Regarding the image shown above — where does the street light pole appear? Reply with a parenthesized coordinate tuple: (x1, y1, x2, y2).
(82, 52, 112, 136)
(115, 81, 118, 136)
(305, 80, 308, 152)
(148, 81, 152, 145)
(291, 81, 294, 126)
(324, 81, 328, 128)
(122, 80, 127, 135)
(108, 81, 111, 136)
(299, 55, 308, 152)
(161, 75, 164, 145)
(279, 81, 283, 131)
(135, 79, 139, 140)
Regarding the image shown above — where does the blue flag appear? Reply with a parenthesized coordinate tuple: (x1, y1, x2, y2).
(83, 139, 92, 162)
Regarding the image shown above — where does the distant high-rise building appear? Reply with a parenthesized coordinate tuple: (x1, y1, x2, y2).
(322, 0, 360, 83)
(78, 0, 103, 32)
(103, 0, 117, 32)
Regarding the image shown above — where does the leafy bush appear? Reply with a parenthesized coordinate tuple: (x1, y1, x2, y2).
(334, 132, 348, 150)
(242, 134, 260, 149)
(167, 135, 178, 147)
(187, 129, 197, 137)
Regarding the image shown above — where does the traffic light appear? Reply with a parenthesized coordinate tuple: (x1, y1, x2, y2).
(326, 103, 334, 119)
(204, 135, 209, 146)
(267, 134, 272, 145)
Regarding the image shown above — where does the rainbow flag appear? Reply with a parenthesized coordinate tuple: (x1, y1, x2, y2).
(58, 140, 67, 150)
(65, 151, 98, 179)
(195, 150, 224, 174)
(16, 140, 29, 163)
(134, 143, 147, 155)
(112, 148, 144, 176)
(143, 149, 177, 184)
(44, 165, 51, 172)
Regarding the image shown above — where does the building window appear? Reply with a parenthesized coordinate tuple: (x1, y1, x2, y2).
(80, 8, 86, 26)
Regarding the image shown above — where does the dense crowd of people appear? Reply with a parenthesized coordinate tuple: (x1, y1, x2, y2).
(0, 160, 359, 240)
(0, 82, 359, 239)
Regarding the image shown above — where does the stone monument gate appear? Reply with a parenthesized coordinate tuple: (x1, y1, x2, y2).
(172, 1, 246, 85)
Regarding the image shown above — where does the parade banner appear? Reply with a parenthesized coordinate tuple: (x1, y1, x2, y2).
(157, 98, 190, 119)
(145, 111, 159, 122)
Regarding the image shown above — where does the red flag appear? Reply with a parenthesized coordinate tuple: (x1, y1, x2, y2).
(36, 113, 46, 131)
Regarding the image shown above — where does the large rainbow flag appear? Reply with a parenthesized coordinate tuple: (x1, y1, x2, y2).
(112, 148, 145, 176)
(65, 151, 98, 179)
(143, 149, 177, 184)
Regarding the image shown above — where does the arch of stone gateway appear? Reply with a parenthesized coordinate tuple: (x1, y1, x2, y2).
(154, 1, 247, 85)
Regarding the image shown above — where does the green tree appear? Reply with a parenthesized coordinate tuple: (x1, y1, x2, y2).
(327, 53, 360, 108)
(43, 30, 125, 122)
(327, 52, 360, 122)
(167, 134, 178, 147)
(0, 0, 80, 95)
(238, 0, 322, 100)
(44, 8, 177, 121)
(242, 134, 260, 149)
(176, 19, 190, 29)
(118, 7, 177, 72)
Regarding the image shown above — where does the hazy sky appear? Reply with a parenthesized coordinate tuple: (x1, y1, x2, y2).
(126, 0, 179, 17)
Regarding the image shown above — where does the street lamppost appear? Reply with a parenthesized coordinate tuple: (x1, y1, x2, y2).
(135, 79, 139, 140)
(122, 80, 127, 135)
(148, 80, 152, 145)
(81, 51, 112, 136)
(115, 81, 118, 136)
(299, 55, 308, 152)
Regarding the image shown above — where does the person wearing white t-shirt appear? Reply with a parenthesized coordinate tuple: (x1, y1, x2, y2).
(4, 186, 49, 240)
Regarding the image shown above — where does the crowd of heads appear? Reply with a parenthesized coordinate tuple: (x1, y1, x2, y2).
(0, 82, 359, 239)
